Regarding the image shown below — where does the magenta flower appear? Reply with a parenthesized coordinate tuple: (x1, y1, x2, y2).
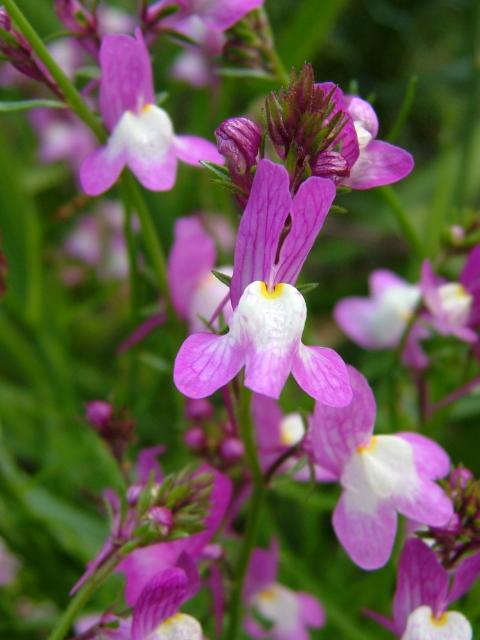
(342, 95, 414, 189)
(421, 247, 480, 343)
(168, 215, 233, 332)
(80, 29, 222, 196)
(117, 466, 232, 606)
(334, 269, 421, 350)
(370, 538, 479, 640)
(150, 0, 263, 32)
(244, 541, 325, 639)
(310, 366, 453, 569)
(174, 159, 352, 405)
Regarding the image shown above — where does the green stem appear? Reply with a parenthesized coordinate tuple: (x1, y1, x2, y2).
(120, 182, 141, 321)
(258, 7, 290, 85)
(379, 186, 424, 259)
(47, 551, 122, 640)
(2, 0, 105, 142)
(121, 172, 174, 320)
(226, 388, 265, 640)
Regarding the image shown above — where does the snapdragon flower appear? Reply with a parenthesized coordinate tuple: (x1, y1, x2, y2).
(174, 159, 352, 404)
(370, 538, 480, 640)
(244, 541, 325, 640)
(168, 215, 233, 332)
(310, 366, 453, 569)
(421, 247, 480, 343)
(80, 29, 222, 196)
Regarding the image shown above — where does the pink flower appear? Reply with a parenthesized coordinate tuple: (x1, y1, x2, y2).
(80, 29, 222, 196)
(244, 541, 325, 640)
(370, 538, 479, 640)
(310, 366, 453, 569)
(174, 159, 352, 404)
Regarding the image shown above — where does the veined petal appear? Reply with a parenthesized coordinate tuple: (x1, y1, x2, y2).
(401, 606, 472, 640)
(274, 176, 336, 285)
(174, 332, 244, 399)
(99, 29, 154, 131)
(394, 539, 449, 635)
(173, 134, 224, 166)
(449, 551, 480, 604)
(310, 366, 375, 476)
(333, 492, 397, 570)
(392, 478, 453, 527)
(230, 159, 292, 308)
(344, 140, 414, 189)
(292, 345, 352, 406)
(168, 216, 216, 319)
(80, 145, 126, 196)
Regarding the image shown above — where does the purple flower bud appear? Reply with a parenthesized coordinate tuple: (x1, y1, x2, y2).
(54, 0, 95, 33)
(450, 466, 474, 491)
(215, 117, 261, 176)
(219, 437, 244, 463)
(85, 400, 113, 430)
(185, 398, 213, 421)
(149, 506, 173, 535)
(184, 426, 206, 452)
(127, 483, 142, 505)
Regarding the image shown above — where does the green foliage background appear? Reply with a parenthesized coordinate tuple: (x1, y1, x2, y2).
(0, 0, 479, 637)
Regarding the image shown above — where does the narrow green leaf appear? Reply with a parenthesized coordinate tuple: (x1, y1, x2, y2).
(217, 67, 274, 80)
(212, 270, 232, 287)
(0, 98, 66, 112)
(297, 282, 320, 295)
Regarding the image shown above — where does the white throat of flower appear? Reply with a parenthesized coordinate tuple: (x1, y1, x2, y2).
(354, 120, 373, 150)
(109, 104, 174, 162)
(436, 282, 473, 327)
(279, 413, 305, 446)
(401, 605, 472, 640)
(341, 435, 418, 513)
(372, 285, 421, 344)
(150, 613, 203, 640)
(255, 583, 300, 633)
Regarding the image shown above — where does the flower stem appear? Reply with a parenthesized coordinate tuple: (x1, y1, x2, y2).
(226, 387, 265, 640)
(47, 552, 121, 640)
(2, 0, 106, 142)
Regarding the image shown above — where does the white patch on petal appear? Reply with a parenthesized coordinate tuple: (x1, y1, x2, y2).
(354, 121, 373, 150)
(150, 613, 203, 640)
(401, 605, 472, 640)
(255, 583, 300, 634)
(371, 285, 421, 345)
(232, 281, 306, 356)
(279, 413, 305, 446)
(189, 265, 233, 332)
(435, 283, 473, 327)
(341, 435, 418, 514)
(109, 105, 174, 164)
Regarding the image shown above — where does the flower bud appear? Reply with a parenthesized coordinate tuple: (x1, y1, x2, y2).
(184, 426, 206, 452)
(54, 0, 99, 57)
(85, 400, 113, 430)
(215, 117, 261, 176)
(219, 437, 244, 463)
(185, 398, 213, 421)
(149, 506, 173, 536)
(450, 466, 474, 492)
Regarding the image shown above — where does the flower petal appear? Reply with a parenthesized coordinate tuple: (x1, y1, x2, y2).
(345, 95, 379, 138)
(334, 297, 383, 349)
(402, 606, 472, 640)
(332, 493, 397, 570)
(461, 246, 480, 324)
(397, 432, 450, 480)
(274, 176, 336, 285)
(198, 0, 264, 30)
(244, 541, 279, 602)
(292, 345, 352, 406)
(173, 134, 224, 166)
(168, 216, 216, 319)
(99, 29, 155, 131)
(344, 139, 414, 189)
(251, 393, 283, 451)
(80, 145, 126, 196)
(310, 366, 375, 476)
(297, 592, 326, 628)
(449, 550, 480, 604)
(174, 332, 244, 399)
(230, 159, 292, 308)
(392, 477, 453, 527)
(128, 147, 178, 192)
(369, 269, 411, 297)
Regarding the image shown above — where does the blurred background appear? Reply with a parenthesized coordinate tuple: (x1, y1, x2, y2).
(0, 0, 479, 637)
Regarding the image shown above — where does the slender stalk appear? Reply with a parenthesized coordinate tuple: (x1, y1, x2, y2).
(226, 388, 265, 640)
(379, 186, 425, 259)
(121, 184, 141, 321)
(257, 7, 290, 85)
(121, 172, 174, 320)
(2, 0, 105, 141)
(428, 373, 480, 417)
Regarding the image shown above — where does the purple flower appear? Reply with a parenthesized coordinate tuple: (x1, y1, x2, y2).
(116, 466, 232, 606)
(421, 247, 480, 343)
(370, 538, 479, 639)
(174, 159, 352, 405)
(341, 95, 414, 189)
(173, 0, 264, 32)
(85, 400, 113, 429)
(168, 215, 233, 332)
(310, 366, 453, 569)
(244, 541, 325, 639)
(80, 29, 222, 196)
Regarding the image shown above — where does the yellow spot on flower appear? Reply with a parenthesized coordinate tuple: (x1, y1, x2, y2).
(258, 587, 276, 602)
(430, 612, 448, 627)
(260, 282, 284, 299)
(357, 436, 378, 454)
(142, 103, 153, 114)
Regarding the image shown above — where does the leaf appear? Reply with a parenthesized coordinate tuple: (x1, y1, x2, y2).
(297, 282, 319, 295)
(0, 98, 66, 112)
(217, 66, 274, 80)
(212, 270, 232, 287)
(200, 161, 230, 179)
